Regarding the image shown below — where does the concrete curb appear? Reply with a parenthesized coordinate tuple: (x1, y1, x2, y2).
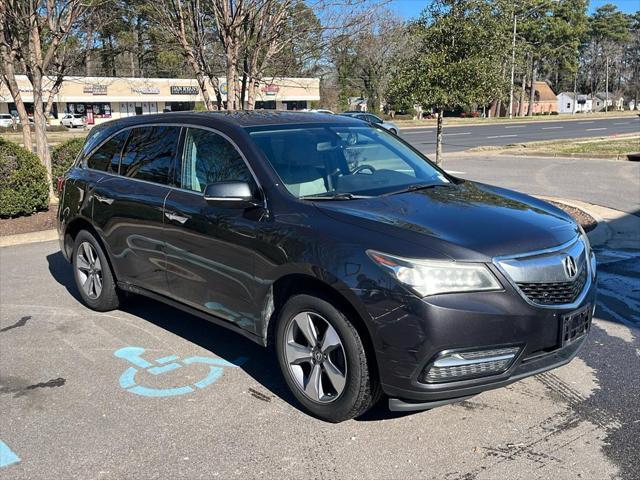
(538, 196, 639, 249)
(0, 229, 57, 248)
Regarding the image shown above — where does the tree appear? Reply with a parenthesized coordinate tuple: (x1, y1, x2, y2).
(583, 4, 630, 100)
(389, 0, 508, 164)
(1, 0, 89, 202)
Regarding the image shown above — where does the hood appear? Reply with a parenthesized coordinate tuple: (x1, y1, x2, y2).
(315, 181, 578, 260)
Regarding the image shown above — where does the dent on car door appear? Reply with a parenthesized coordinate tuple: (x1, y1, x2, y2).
(91, 126, 180, 295)
(163, 127, 265, 334)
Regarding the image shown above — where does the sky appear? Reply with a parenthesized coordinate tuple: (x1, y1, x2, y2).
(390, 0, 640, 20)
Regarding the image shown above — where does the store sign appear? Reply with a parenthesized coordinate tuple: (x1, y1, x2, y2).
(83, 84, 108, 95)
(261, 84, 279, 96)
(170, 85, 199, 95)
(131, 86, 160, 95)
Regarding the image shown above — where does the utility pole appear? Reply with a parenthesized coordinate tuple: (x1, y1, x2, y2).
(605, 56, 609, 113)
(508, 11, 517, 119)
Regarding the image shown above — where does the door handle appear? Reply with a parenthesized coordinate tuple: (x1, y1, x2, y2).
(93, 194, 114, 205)
(165, 211, 189, 224)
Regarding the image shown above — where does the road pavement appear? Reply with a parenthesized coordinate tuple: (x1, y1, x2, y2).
(401, 116, 639, 153)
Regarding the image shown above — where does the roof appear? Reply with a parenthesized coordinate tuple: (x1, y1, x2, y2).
(82, 110, 361, 153)
(533, 82, 557, 101)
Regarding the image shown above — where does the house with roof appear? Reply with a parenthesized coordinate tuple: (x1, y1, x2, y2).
(512, 81, 558, 115)
(557, 92, 592, 114)
(592, 92, 614, 112)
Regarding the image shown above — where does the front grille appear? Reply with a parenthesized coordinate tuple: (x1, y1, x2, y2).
(516, 268, 587, 305)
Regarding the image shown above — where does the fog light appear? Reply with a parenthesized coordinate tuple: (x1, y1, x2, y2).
(420, 347, 521, 383)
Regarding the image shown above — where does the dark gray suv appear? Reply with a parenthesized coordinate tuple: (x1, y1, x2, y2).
(57, 111, 596, 422)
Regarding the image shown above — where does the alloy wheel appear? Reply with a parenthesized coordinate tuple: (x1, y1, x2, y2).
(76, 241, 103, 299)
(284, 311, 347, 403)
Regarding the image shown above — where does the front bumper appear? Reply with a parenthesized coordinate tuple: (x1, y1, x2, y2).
(363, 264, 597, 410)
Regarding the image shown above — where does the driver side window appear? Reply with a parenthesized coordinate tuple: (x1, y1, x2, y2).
(180, 128, 253, 192)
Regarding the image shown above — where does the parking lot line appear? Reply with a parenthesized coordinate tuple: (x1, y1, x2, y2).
(486, 134, 518, 139)
(586, 128, 607, 131)
(445, 132, 472, 136)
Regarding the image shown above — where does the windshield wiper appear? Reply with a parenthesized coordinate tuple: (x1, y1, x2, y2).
(385, 183, 453, 196)
(301, 192, 370, 201)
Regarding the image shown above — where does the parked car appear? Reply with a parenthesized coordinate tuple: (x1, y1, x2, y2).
(61, 113, 87, 129)
(307, 109, 335, 115)
(57, 112, 596, 422)
(0, 113, 15, 128)
(339, 111, 399, 134)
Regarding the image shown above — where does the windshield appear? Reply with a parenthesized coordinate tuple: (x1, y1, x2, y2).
(246, 124, 450, 198)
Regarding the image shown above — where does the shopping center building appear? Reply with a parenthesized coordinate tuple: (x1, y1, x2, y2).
(0, 75, 320, 126)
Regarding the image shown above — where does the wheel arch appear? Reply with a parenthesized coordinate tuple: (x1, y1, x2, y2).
(263, 273, 379, 378)
(64, 217, 118, 282)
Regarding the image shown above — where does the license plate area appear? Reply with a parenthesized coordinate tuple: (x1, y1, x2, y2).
(561, 305, 591, 346)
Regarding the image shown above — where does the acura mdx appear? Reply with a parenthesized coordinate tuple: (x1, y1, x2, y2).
(57, 112, 596, 422)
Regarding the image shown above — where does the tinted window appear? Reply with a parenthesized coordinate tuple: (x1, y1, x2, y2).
(86, 130, 129, 173)
(180, 128, 252, 192)
(120, 126, 180, 185)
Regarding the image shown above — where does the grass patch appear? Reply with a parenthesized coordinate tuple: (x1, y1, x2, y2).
(470, 135, 639, 159)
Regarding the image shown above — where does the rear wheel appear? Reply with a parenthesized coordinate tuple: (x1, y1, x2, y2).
(275, 294, 378, 422)
(72, 230, 120, 311)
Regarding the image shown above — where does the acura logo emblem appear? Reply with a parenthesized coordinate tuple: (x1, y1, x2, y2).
(563, 255, 578, 279)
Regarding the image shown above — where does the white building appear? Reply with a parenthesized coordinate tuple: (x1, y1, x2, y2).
(0, 75, 321, 127)
(556, 92, 592, 114)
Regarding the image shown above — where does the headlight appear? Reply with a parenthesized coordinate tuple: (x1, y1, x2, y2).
(367, 250, 502, 297)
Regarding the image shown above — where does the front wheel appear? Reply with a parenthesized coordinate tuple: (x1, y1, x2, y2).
(275, 294, 379, 422)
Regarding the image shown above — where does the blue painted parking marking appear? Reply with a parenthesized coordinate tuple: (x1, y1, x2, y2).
(114, 347, 246, 398)
(0, 440, 20, 468)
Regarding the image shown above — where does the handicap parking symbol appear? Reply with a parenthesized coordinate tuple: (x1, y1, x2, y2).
(114, 347, 246, 398)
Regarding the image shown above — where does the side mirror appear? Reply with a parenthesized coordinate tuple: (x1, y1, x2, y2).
(203, 181, 259, 208)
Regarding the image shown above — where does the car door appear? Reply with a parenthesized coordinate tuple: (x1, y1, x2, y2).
(91, 125, 181, 296)
(163, 127, 265, 334)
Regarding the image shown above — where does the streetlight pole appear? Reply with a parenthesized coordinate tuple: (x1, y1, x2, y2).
(508, 12, 517, 119)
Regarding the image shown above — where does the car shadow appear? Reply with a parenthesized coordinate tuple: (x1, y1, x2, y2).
(46, 250, 417, 421)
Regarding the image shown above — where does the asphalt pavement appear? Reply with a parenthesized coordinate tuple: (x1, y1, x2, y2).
(401, 116, 639, 152)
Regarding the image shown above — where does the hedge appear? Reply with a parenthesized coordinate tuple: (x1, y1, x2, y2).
(52, 137, 84, 184)
(0, 137, 49, 217)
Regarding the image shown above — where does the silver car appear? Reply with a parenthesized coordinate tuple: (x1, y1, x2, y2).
(339, 112, 399, 134)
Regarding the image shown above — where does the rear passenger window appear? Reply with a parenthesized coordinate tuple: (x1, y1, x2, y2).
(86, 130, 128, 173)
(180, 128, 252, 192)
(120, 126, 180, 185)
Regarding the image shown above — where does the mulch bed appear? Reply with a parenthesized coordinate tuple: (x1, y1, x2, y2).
(548, 201, 597, 233)
(0, 206, 58, 237)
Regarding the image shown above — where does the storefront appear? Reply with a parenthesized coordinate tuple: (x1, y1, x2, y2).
(0, 76, 320, 127)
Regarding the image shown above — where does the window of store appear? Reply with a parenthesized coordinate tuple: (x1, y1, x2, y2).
(255, 101, 276, 110)
(9, 102, 58, 119)
(67, 103, 111, 119)
(284, 101, 308, 111)
(165, 102, 195, 112)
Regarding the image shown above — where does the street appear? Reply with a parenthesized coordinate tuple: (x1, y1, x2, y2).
(401, 116, 640, 153)
(1, 155, 638, 479)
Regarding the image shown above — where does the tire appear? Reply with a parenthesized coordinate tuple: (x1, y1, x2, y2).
(275, 294, 379, 422)
(72, 230, 120, 311)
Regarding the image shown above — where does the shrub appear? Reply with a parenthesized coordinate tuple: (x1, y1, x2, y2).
(0, 137, 49, 217)
(52, 137, 84, 183)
